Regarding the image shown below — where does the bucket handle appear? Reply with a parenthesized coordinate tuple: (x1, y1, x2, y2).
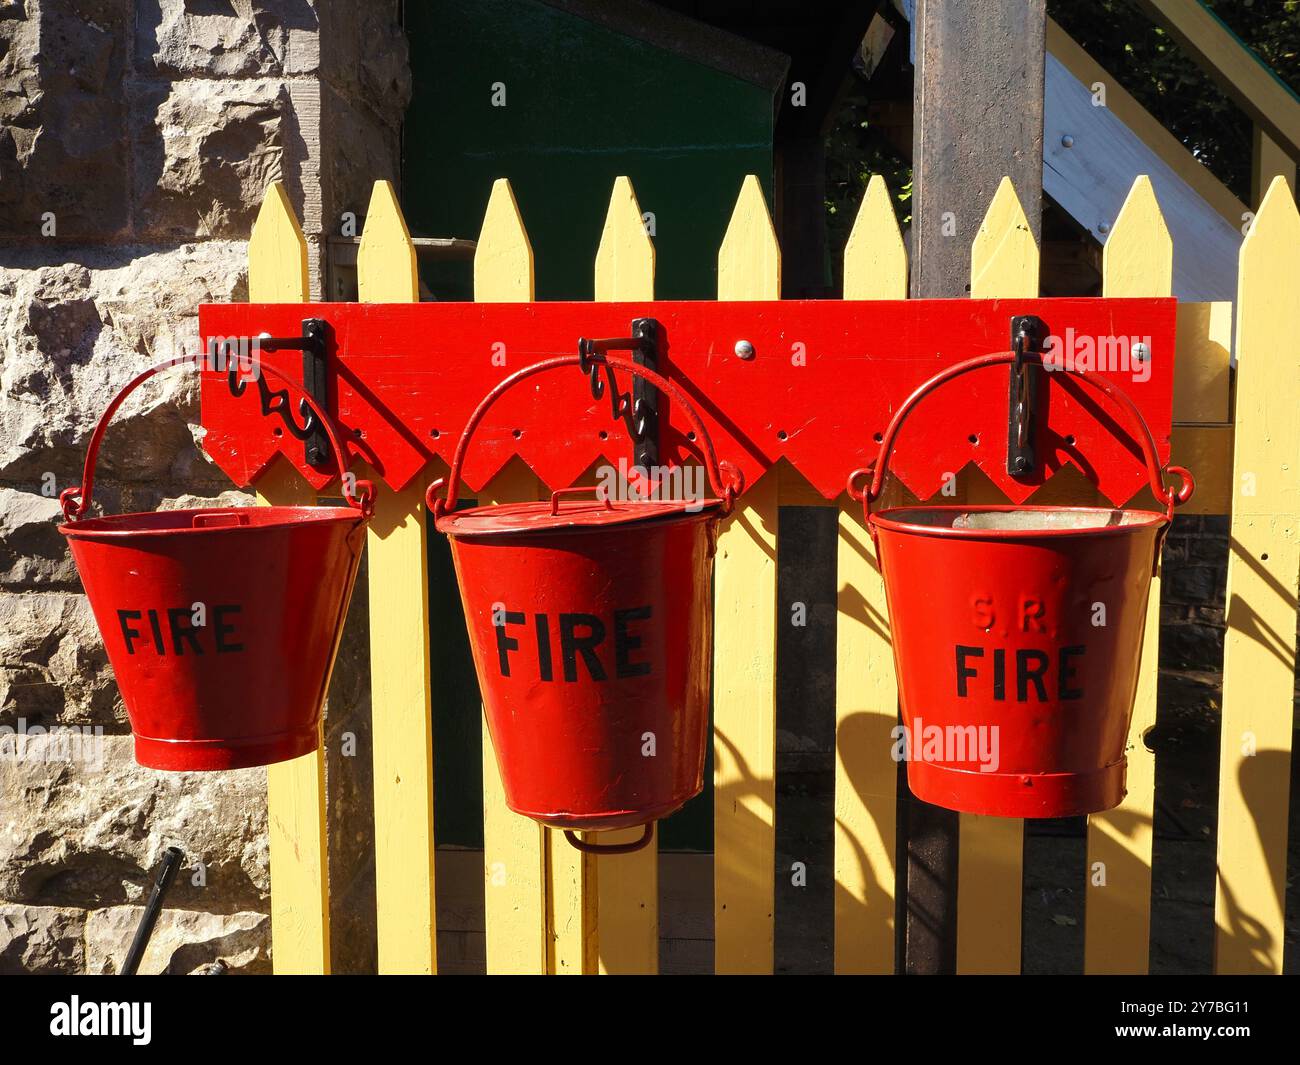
(846, 351, 1195, 523)
(426, 353, 743, 517)
(60, 356, 375, 522)
(563, 823, 655, 855)
(550, 486, 614, 514)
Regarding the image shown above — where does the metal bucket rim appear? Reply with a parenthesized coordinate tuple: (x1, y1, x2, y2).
(59, 505, 365, 540)
(435, 502, 722, 541)
(869, 503, 1168, 540)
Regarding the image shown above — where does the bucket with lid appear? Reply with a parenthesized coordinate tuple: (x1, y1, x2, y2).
(428, 353, 742, 853)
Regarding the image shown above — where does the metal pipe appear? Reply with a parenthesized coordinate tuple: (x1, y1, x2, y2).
(121, 846, 184, 976)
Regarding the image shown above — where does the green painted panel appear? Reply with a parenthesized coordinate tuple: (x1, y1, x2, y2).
(404, 0, 775, 301)
(406, 0, 776, 850)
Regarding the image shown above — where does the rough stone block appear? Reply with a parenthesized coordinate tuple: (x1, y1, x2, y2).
(135, 0, 320, 79)
(0, 242, 247, 487)
(0, 0, 132, 238)
(0, 733, 269, 910)
(84, 905, 269, 974)
(130, 78, 295, 240)
(0, 589, 118, 726)
(0, 903, 87, 973)
(318, 0, 409, 118)
(0, 486, 77, 588)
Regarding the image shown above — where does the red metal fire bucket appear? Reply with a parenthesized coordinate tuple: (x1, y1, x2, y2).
(853, 352, 1194, 818)
(429, 354, 742, 853)
(59, 357, 374, 771)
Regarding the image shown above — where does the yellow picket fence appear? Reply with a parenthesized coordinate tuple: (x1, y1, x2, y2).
(242, 170, 1298, 975)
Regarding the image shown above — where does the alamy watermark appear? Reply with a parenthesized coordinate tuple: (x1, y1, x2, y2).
(891, 718, 1000, 773)
(0, 719, 105, 770)
(593, 458, 706, 511)
(1042, 327, 1152, 383)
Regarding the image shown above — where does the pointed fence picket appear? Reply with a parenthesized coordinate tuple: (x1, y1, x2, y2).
(1082, 176, 1174, 975)
(474, 179, 551, 975)
(591, 176, 660, 975)
(236, 169, 1294, 975)
(358, 180, 437, 974)
(833, 174, 905, 974)
(957, 177, 1040, 975)
(712, 175, 781, 975)
(1214, 176, 1300, 975)
(249, 181, 332, 976)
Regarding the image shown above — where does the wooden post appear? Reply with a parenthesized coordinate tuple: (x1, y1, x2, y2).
(358, 180, 438, 974)
(249, 181, 332, 974)
(907, 0, 1047, 974)
(834, 175, 906, 973)
(592, 177, 659, 974)
(1251, 126, 1296, 208)
(1214, 176, 1300, 974)
(475, 179, 552, 974)
(713, 175, 781, 974)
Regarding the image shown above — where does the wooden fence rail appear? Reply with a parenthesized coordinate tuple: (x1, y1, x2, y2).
(243, 170, 1298, 975)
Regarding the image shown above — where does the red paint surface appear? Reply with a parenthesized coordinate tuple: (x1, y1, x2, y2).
(440, 504, 717, 832)
(62, 507, 366, 770)
(199, 297, 1177, 505)
(871, 505, 1163, 817)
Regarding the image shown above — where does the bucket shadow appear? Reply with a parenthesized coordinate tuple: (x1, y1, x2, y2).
(1224, 533, 1298, 672)
(711, 726, 778, 970)
(1213, 749, 1295, 972)
(324, 551, 378, 974)
(832, 709, 900, 972)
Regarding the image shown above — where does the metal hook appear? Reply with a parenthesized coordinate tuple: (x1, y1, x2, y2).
(246, 318, 331, 466)
(575, 319, 661, 469)
(1007, 314, 1048, 477)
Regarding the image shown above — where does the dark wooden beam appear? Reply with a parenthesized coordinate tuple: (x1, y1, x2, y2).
(905, 0, 1046, 975)
(774, 1, 886, 297)
(911, 0, 1046, 295)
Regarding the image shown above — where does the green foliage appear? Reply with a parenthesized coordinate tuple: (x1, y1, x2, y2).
(823, 0, 1300, 257)
(1048, 0, 1300, 201)
(824, 78, 912, 277)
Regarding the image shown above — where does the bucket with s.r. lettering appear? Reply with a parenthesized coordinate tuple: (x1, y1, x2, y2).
(852, 351, 1194, 818)
(60, 357, 373, 771)
(430, 352, 742, 854)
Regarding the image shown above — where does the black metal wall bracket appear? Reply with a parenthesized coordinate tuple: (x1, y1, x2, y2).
(576, 317, 661, 470)
(254, 318, 330, 466)
(1007, 314, 1049, 478)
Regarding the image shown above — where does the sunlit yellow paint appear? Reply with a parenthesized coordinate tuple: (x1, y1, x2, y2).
(358, 181, 437, 974)
(593, 176, 658, 974)
(835, 174, 903, 973)
(1085, 175, 1172, 974)
(1214, 177, 1300, 974)
(250, 183, 330, 974)
(713, 175, 779, 973)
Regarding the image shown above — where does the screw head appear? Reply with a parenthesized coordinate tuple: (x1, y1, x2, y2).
(1133, 341, 1150, 363)
(1097, 221, 1110, 234)
(734, 339, 755, 360)
(1061, 134, 1075, 148)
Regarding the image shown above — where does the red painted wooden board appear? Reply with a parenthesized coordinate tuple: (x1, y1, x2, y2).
(198, 297, 1177, 506)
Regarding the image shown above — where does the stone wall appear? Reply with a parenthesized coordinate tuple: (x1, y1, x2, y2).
(0, 0, 408, 974)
